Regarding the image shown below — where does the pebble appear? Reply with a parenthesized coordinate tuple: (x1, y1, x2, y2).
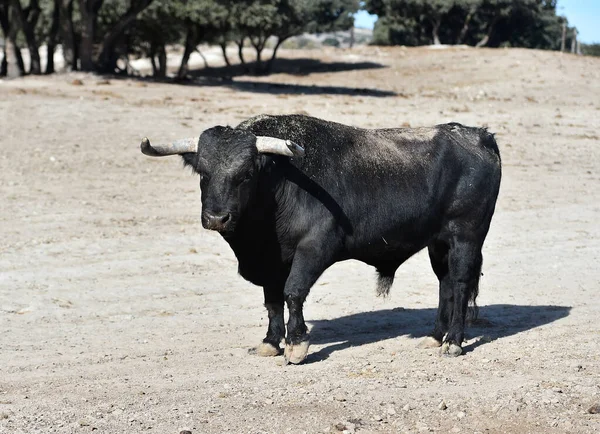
(402, 403, 413, 411)
(587, 403, 600, 414)
(334, 395, 347, 402)
(456, 411, 466, 420)
(180, 431, 192, 434)
(438, 400, 448, 410)
(386, 406, 396, 415)
(373, 415, 383, 422)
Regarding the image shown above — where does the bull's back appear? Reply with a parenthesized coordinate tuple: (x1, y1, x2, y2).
(244, 115, 500, 255)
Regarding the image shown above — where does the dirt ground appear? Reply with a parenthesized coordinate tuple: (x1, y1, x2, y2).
(1, 46, 599, 434)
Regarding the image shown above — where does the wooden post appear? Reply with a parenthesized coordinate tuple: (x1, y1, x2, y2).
(560, 22, 566, 52)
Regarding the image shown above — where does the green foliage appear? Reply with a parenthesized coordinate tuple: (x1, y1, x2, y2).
(370, 0, 576, 50)
(582, 43, 600, 57)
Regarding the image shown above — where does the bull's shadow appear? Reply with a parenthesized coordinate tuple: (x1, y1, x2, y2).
(305, 304, 571, 363)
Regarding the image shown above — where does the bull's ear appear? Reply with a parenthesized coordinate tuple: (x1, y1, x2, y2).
(181, 152, 198, 170)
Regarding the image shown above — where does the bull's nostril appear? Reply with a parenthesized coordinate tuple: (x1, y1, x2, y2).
(220, 213, 231, 224)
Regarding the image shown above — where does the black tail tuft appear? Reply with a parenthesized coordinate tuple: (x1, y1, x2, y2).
(376, 270, 394, 297)
(467, 279, 480, 322)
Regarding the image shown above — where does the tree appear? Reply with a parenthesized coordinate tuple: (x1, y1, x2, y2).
(45, 0, 61, 73)
(369, 0, 572, 50)
(96, 0, 154, 72)
(0, 0, 26, 77)
(229, 0, 358, 74)
(57, 0, 77, 71)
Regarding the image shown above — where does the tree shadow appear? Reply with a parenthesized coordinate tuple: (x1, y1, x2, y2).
(190, 57, 388, 78)
(179, 57, 396, 97)
(304, 304, 571, 363)
(219, 79, 397, 97)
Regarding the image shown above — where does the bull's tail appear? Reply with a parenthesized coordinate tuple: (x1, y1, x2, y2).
(467, 277, 480, 322)
(376, 267, 396, 297)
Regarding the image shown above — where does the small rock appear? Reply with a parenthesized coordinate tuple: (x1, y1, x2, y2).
(402, 403, 412, 411)
(456, 411, 466, 420)
(438, 400, 448, 410)
(373, 415, 383, 422)
(180, 431, 192, 434)
(587, 403, 600, 414)
(334, 395, 346, 402)
(386, 406, 396, 415)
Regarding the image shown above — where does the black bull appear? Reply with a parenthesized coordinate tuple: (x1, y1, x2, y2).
(141, 114, 501, 363)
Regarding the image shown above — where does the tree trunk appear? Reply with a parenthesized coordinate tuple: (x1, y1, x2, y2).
(157, 44, 166, 77)
(177, 25, 198, 79)
(0, 5, 8, 76)
(251, 37, 266, 74)
(79, 0, 104, 71)
(10, 0, 42, 74)
(1, 51, 6, 77)
(96, 0, 154, 73)
(195, 48, 209, 69)
(265, 36, 286, 73)
(5, 35, 24, 78)
(4, 2, 24, 77)
(46, 0, 60, 74)
(476, 15, 498, 48)
(560, 22, 566, 52)
(457, 9, 475, 44)
(431, 18, 441, 45)
(149, 45, 157, 76)
(220, 43, 231, 67)
(236, 38, 246, 65)
(570, 29, 577, 54)
(60, 0, 76, 70)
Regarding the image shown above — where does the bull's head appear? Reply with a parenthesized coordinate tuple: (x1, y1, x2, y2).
(141, 127, 304, 234)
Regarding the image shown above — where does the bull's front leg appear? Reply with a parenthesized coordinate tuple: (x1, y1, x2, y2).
(255, 285, 285, 357)
(283, 242, 332, 365)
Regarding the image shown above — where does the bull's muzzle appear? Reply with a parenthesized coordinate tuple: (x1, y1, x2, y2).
(202, 211, 232, 232)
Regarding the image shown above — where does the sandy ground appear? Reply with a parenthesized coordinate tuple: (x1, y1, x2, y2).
(1, 46, 599, 434)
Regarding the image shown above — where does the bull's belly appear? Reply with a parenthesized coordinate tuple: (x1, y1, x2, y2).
(341, 231, 433, 265)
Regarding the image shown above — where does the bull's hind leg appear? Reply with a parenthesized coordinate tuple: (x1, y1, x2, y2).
(419, 240, 452, 349)
(440, 237, 483, 357)
(254, 285, 285, 357)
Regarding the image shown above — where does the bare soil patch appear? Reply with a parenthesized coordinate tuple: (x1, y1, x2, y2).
(1, 46, 599, 433)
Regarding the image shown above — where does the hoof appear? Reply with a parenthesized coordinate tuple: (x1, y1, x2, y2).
(418, 336, 442, 349)
(255, 342, 281, 357)
(440, 342, 463, 357)
(283, 340, 310, 365)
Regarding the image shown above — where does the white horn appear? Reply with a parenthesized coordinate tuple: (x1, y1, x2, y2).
(140, 137, 199, 157)
(255, 136, 305, 157)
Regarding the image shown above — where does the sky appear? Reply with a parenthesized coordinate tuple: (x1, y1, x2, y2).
(354, 0, 600, 43)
